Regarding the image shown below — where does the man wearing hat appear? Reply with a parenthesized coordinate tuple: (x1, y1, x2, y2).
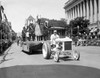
(50, 30, 59, 46)
(50, 30, 62, 62)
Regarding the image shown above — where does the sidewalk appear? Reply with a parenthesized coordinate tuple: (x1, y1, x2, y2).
(0, 43, 14, 64)
(0, 42, 34, 68)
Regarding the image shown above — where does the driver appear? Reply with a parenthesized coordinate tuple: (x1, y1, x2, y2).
(50, 30, 59, 46)
(50, 30, 61, 62)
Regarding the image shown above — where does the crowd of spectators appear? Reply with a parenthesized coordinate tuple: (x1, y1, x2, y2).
(73, 33, 100, 46)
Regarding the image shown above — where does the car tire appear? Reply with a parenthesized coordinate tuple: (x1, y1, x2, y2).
(42, 42, 51, 59)
(73, 50, 80, 60)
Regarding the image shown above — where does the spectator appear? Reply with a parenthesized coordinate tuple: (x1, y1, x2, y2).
(74, 36, 78, 46)
(17, 37, 20, 46)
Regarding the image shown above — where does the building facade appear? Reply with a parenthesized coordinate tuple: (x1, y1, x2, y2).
(25, 15, 36, 28)
(64, 0, 100, 30)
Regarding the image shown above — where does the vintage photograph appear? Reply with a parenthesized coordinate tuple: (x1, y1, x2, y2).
(0, 0, 100, 78)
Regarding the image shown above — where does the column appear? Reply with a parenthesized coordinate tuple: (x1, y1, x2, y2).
(66, 11, 68, 24)
(72, 8, 74, 19)
(65, 10, 68, 22)
(76, 5, 78, 17)
(98, 0, 100, 29)
(70, 9, 72, 20)
(77, 4, 80, 17)
(99, 0, 100, 21)
(74, 7, 76, 18)
(82, 2, 84, 17)
(72, 8, 73, 19)
(76, 6, 78, 18)
(68, 11, 69, 20)
(94, 0, 97, 23)
(75, 6, 77, 18)
(80, 3, 83, 17)
(67, 11, 70, 24)
(71, 8, 73, 19)
(65, 10, 67, 20)
(86, 0, 89, 19)
(90, 0, 93, 24)
(83, 1, 86, 18)
(79, 4, 81, 17)
(73, 7, 75, 18)
(69, 10, 71, 21)
(72, 9, 73, 19)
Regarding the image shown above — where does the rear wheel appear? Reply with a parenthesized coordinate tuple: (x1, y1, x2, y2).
(73, 50, 80, 60)
(42, 42, 51, 59)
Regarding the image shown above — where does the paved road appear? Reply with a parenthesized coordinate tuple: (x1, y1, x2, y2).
(0, 43, 100, 69)
(0, 43, 100, 78)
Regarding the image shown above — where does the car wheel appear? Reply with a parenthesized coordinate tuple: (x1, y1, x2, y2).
(73, 50, 80, 60)
(42, 42, 51, 59)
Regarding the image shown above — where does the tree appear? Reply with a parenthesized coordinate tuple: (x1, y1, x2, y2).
(0, 22, 10, 39)
(68, 17, 90, 37)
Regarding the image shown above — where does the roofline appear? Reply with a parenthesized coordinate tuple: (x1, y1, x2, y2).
(64, 0, 75, 9)
(64, 0, 83, 10)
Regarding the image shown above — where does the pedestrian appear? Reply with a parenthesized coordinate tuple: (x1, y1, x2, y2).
(17, 37, 20, 46)
(74, 36, 78, 46)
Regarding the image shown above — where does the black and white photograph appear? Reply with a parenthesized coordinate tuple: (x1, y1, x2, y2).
(0, 0, 100, 78)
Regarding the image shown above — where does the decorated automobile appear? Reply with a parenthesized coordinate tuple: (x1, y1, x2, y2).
(22, 41, 43, 53)
(42, 37, 80, 62)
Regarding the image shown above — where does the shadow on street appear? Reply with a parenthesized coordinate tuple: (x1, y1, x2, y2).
(0, 65, 100, 78)
(22, 50, 42, 55)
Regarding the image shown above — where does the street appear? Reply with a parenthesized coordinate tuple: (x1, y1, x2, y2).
(1, 0, 100, 78)
(0, 43, 100, 78)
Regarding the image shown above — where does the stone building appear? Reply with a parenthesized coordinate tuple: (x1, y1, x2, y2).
(64, 0, 100, 31)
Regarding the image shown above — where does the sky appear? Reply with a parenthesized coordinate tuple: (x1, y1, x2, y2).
(1, 0, 68, 33)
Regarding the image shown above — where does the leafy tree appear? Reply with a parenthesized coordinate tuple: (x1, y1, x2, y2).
(0, 22, 10, 39)
(68, 17, 90, 37)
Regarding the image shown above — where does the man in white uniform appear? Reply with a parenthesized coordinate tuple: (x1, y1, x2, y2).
(50, 30, 59, 45)
(50, 30, 62, 62)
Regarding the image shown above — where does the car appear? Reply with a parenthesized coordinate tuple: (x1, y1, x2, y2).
(22, 41, 43, 53)
(42, 37, 80, 62)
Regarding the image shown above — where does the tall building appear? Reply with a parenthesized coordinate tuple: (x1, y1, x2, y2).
(64, 0, 100, 30)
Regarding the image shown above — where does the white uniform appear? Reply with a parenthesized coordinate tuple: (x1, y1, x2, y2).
(50, 34, 59, 45)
